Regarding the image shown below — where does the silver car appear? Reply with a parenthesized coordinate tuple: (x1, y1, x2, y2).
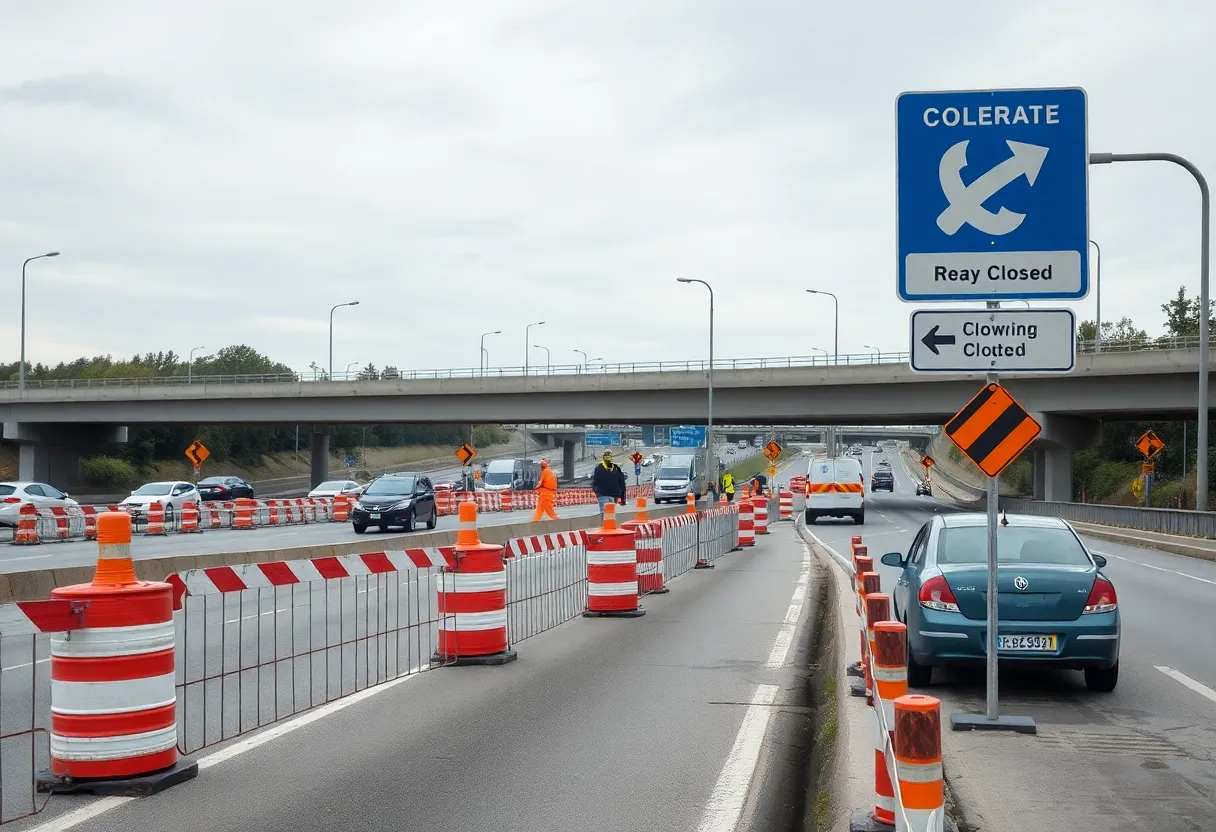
(0, 481, 79, 528)
(120, 481, 201, 523)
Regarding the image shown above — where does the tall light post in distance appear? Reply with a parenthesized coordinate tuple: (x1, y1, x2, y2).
(480, 330, 501, 376)
(188, 345, 206, 384)
(19, 251, 60, 394)
(677, 277, 714, 504)
(522, 321, 546, 470)
(329, 301, 360, 377)
(806, 289, 839, 365)
(533, 344, 551, 374)
(574, 348, 588, 372)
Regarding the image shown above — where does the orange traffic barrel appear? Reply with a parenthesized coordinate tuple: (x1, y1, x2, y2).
(584, 502, 644, 617)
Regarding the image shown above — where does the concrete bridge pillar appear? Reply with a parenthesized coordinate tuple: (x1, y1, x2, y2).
(310, 431, 331, 488)
(561, 440, 577, 484)
(4, 423, 128, 485)
(1028, 414, 1101, 504)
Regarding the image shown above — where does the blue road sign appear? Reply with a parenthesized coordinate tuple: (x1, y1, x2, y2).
(896, 87, 1089, 302)
(641, 425, 656, 446)
(634, 464, 642, 476)
(670, 426, 706, 448)
(584, 431, 621, 447)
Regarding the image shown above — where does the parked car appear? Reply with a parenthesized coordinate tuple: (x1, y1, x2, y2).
(121, 481, 202, 522)
(884, 513, 1120, 692)
(195, 476, 255, 501)
(308, 480, 362, 499)
(0, 481, 79, 528)
(350, 473, 437, 534)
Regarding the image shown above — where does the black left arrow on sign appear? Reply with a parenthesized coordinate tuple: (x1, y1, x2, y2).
(921, 324, 956, 356)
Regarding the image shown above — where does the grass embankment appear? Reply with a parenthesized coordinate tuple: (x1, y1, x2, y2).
(725, 450, 798, 483)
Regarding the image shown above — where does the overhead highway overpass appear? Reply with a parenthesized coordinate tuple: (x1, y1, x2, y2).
(2, 345, 1209, 501)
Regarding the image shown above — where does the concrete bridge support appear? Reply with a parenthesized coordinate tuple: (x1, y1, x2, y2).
(4, 423, 128, 485)
(1029, 414, 1101, 503)
(310, 430, 330, 488)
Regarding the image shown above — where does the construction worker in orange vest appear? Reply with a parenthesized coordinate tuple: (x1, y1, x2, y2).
(533, 458, 559, 521)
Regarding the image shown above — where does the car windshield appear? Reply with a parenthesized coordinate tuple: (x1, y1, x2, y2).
(937, 525, 1092, 566)
(364, 477, 415, 496)
(483, 472, 513, 486)
(657, 468, 688, 480)
(315, 481, 348, 491)
(132, 483, 174, 496)
(0, 485, 15, 496)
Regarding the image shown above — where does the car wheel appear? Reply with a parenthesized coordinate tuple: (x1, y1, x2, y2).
(805, 510, 817, 525)
(402, 510, 415, 532)
(425, 508, 437, 530)
(907, 649, 932, 687)
(353, 524, 367, 535)
(1084, 662, 1119, 692)
(853, 510, 865, 525)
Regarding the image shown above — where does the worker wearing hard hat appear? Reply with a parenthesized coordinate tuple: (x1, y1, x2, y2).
(591, 450, 627, 518)
(533, 458, 559, 521)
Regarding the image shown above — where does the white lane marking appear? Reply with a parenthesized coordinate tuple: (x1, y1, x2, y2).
(2, 554, 56, 563)
(30, 665, 430, 831)
(1096, 551, 1216, 586)
(695, 683, 780, 832)
(2, 658, 49, 672)
(1156, 666, 1216, 705)
(766, 545, 811, 668)
(26, 797, 135, 832)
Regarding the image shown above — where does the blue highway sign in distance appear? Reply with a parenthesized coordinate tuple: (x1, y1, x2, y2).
(896, 87, 1089, 302)
(584, 431, 621, 446)
(670, 426, 707, 448)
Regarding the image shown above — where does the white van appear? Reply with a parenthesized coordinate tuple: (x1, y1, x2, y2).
(804, 456, 865, 524)
(654, 454, 700, 504)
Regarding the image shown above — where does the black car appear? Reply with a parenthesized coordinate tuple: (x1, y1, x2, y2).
(196, 476, 255, 501)
(351, 473, 437, 534)
(870, 470, 895, 492)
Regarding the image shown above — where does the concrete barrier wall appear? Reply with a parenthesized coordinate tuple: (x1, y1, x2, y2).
(0, 504, 689, 604)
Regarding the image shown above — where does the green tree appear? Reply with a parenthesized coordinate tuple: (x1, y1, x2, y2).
(1077, 317, 1149, 347)
(1161, 285, 1215, 338)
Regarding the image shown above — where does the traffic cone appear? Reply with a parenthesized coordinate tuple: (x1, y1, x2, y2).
(435, 500, 516, 665)
(584, 502, 644, 617)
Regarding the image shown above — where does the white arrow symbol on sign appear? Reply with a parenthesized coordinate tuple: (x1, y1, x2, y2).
(936, 139, 1049, 236)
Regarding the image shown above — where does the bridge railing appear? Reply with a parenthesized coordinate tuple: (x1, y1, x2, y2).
(1001, 498, 1216, 540)
(0, 335, 1205, 390)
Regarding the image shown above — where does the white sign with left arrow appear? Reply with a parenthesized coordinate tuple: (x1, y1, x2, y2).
(909, 308, 1076, 374)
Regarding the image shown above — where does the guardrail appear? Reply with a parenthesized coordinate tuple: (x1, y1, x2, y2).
(1001, 498, 1216, 540)
(2, 336, 1206, 390)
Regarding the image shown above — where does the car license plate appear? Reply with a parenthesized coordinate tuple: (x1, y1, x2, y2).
(997, 634, 1057, 652)
(369, 513, 380, 520)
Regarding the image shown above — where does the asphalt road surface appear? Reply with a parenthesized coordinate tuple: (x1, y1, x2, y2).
(803, 446, 1216, 827)
(8, 474, 814, 831)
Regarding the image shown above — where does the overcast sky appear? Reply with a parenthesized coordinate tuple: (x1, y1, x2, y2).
(2, 1, 1213, 376)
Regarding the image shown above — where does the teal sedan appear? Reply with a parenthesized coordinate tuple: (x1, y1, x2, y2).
(883, 513, 1120, 692)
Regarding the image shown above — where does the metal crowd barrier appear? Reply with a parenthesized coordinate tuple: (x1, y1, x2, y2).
(0, 626, 51, 824)
(505, 538, 589, 643)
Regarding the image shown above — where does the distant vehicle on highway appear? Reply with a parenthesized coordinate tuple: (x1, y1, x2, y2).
(483, 459, 540, 491)
(350, 473, 437, 534)
(653, 455, 700, 504)
(883, 513, 1120, 692)
(195, 476, 255, 501)
(0, 481, 79, 528)
(641, 457, 653, 467)
(121, 481, 201, 523)
(737, 440, 749, 448)
(805, 456, 864, 524)
(915, 480, 933, 497)
(308, 480, 362, 499)
(870, 469, 894, 492)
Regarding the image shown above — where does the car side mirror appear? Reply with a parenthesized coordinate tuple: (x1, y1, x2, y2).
(1092, 554, 1107, 569)
(880, 552, 905, 568)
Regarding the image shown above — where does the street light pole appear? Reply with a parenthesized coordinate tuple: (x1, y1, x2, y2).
(1089, 239, 1102, 352)
(807, 289, 839, 365)
(1090, 151, 1209, 510)
(19, 251, 60, 394)
(346, 361, 360, 378)
(523, 321, 546, 471)
(574, 349, 588, 373)
(678, 278, 714, 501)
(188, 345, 206, 384)
(862, 344, 880, 361)
(480, 330, 502, 376)
(533, 344, 551, 373)
(328, 301, 360, 377)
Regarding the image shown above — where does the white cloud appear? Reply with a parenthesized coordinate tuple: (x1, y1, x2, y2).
(1, 0, 1213, 377)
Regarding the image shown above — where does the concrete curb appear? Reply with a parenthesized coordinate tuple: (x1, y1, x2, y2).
(796, 519, 959, 832)
(0, 505, 687, 604)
